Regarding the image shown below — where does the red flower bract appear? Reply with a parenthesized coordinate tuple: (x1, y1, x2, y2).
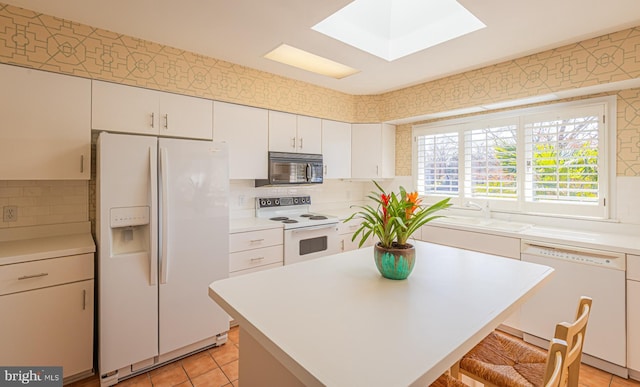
(345, 181, 452, 249)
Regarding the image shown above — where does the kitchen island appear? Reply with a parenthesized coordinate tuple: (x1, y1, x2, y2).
(208, 241, 554, 387)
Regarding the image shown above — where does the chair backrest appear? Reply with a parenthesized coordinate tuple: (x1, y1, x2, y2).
(542, 338, 568, 387)
(543, 296, 592, 387)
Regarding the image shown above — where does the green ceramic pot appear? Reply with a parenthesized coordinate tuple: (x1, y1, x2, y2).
(373, 242, 416, 280)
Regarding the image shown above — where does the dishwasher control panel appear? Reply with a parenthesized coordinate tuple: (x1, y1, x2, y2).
(521, 240, 625, 270)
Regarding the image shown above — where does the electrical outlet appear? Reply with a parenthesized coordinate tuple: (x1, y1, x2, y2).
(3, 206, 17, 222)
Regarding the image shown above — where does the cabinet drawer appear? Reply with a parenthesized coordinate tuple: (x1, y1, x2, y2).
(628, 254, 640, 281)
(420, 225, 520, 259)
(230, 262, 283, 277)
(338, 218, 361, 235)
(0, 253, 94, 296)
(229, 245, 283, 273)
(229, 228, 282, 253)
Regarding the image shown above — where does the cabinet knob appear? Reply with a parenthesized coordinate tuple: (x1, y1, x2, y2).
(299, 137, 303, 149)
(291, 137, 296, 149)
(164, 114, 169, 129)
(151, 112, 155, 128)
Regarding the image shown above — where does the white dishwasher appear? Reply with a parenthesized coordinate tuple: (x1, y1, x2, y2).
(520, 240, 627, 376)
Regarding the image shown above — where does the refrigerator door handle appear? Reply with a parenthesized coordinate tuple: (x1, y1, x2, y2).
(159, 146, 169, 284)
(149, 147, 157, 286)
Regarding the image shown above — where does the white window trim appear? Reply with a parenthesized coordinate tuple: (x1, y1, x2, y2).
(412, 96, 617, 220)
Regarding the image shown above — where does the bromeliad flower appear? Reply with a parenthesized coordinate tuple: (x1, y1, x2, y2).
(345, 181, 452, 249)
(405, 191, 421, 219)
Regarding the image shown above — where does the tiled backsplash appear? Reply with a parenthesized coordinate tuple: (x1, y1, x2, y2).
(0, 180, 88, 228)
(229, 179, 371, 218)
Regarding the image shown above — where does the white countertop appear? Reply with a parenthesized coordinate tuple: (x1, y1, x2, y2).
(209, 241, 554, 386)
(0, 233, 96, 265)
(230, 217, 284, 233)
(319, 206, 640, 255)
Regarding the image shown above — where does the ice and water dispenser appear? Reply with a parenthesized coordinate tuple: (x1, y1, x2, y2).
(109, 206, 150, 255)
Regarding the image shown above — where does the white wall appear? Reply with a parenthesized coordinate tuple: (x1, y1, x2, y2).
(616, 176, 640, 225)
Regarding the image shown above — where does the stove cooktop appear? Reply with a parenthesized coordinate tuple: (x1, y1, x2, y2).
(256, 196, 338, 229)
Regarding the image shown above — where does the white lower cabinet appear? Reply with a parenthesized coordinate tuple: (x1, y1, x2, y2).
(419, 225, 521, 330)
(628, 254, 640, 373)
(229, 228, 283, 276)
(419, 225, 520, 259)
(337, 219, 373, 252)
(0, 253, 94, 380)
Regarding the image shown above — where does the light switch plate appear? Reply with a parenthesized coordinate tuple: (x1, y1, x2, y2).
(3, 205, 17, 222)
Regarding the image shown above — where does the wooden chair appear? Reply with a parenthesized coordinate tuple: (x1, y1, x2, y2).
(454, 296, 592, 387)
(431, 373, 468, 387)
(543, 339, 568, 387)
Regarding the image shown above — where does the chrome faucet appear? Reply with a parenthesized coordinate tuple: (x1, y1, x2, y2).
(466, 201, 491, 219)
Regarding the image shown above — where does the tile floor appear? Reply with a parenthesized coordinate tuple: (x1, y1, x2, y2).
(69, 326, 639, 387)
(68, 327, 240, 387)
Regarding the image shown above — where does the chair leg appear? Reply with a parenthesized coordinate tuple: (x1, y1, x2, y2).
(567, 360, 580, 387)
(450, 361, 461, 379)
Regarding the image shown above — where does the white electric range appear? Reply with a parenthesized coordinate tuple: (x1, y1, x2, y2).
(256, 196, 340, 264)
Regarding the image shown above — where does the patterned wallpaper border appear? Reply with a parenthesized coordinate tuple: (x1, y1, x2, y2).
(0, 3, 639, 176)
(0, 3, 357, 122)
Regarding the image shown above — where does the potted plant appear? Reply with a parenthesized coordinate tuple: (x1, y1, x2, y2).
(344, 181, 452, 280)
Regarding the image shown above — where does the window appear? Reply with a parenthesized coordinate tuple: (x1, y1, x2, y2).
(415, 130, 459, 195)
(413, 97, 613, 219)
(465, 119, 518, 200)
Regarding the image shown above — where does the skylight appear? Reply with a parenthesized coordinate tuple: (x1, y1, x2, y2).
(312, 0, 486, 61)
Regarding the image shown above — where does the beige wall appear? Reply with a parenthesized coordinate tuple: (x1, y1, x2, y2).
(0, 2, 638, 178)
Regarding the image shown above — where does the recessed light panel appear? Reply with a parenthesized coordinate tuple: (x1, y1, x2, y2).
(312, 0, 486, 61)
(264, 44, 360, 79)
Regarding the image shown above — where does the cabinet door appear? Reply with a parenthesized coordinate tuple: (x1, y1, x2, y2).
(214, 101, 268, 179)
(92, 80, 159, 135)
(321, 120, 351, 179)
(269, 110, 297, 152)
(159, 92, 213, 140)
(0, 64, 90, 179)
(629, 279, 640, 371)
(297, 115, 322, 154)
(351, 123, 381, 178)
(381, 123, 396, 178)
(0, 280, 94, 379)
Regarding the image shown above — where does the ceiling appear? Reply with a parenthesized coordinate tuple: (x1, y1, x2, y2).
(4, 0, 640, 95)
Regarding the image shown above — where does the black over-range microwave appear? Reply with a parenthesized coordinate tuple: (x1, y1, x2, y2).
(255, 152, 323, 187)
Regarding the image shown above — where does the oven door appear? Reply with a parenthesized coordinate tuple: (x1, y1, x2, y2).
(284, 224, 339, 265)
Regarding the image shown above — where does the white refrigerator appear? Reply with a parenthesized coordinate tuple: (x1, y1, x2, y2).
(96, 132, 229, 384)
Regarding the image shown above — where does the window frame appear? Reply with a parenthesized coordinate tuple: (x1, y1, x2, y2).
(412, 96, 616, 220)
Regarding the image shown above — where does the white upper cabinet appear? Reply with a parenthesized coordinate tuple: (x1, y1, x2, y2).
(92, 80, 213, 140)
(0, 64, 90, 180)
(351, 123, 395, 179)
(321, 119, 351, 179)
(158, 91, 213, 139)
(268, 111, 321, 154)
(296, 115, 322, 154)
(213, 101, 268, 179)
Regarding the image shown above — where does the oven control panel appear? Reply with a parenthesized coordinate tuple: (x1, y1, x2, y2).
(257, 196, 311, 208)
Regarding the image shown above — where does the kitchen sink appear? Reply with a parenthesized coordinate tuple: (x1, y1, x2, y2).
(433, 216, 532, 232)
